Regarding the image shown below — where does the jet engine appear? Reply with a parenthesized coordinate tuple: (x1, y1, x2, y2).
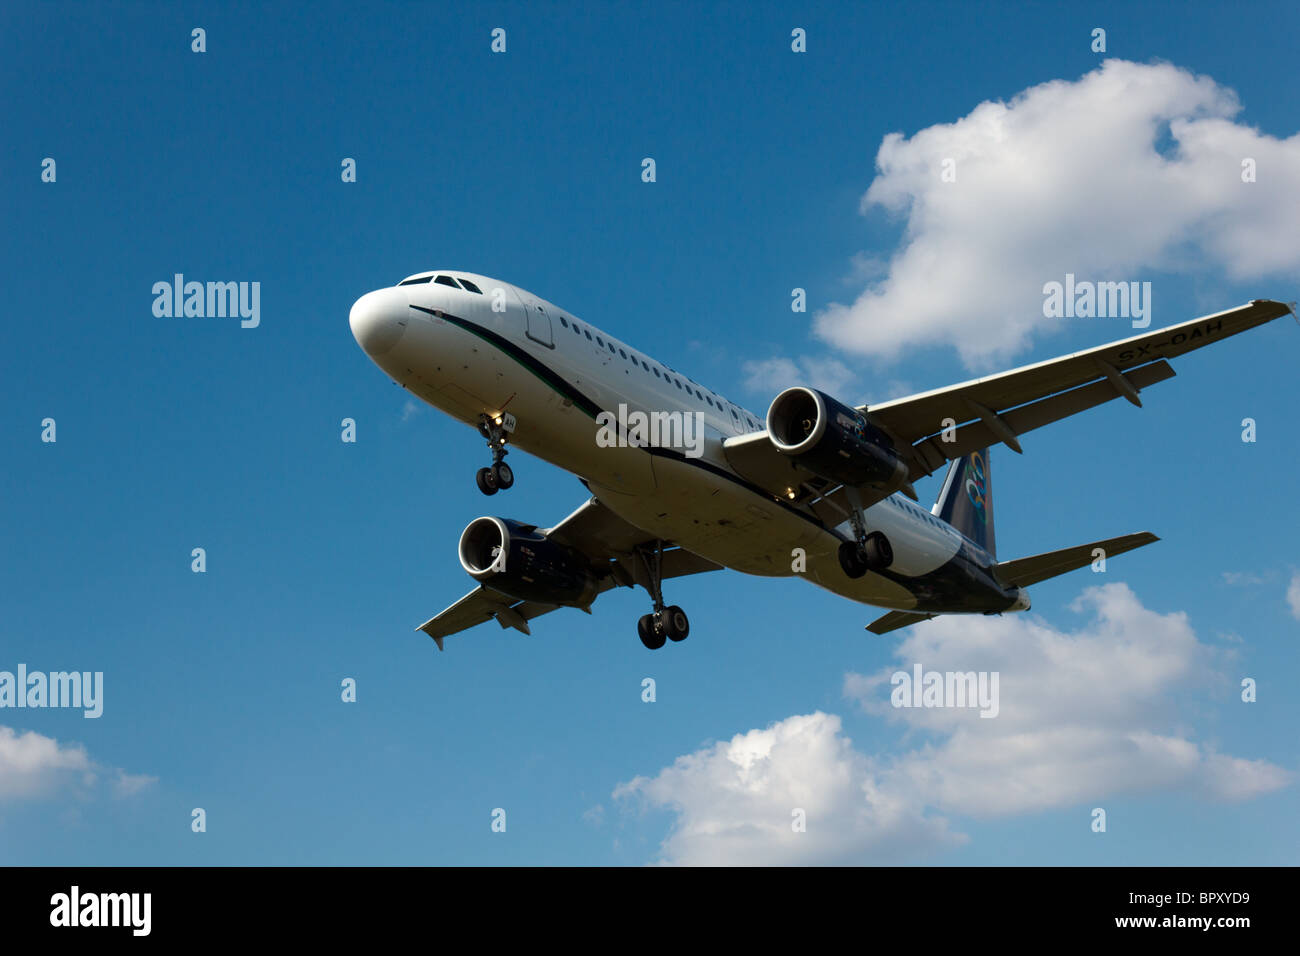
(458, 516, 599, 606)
(766, 386, 909, 490)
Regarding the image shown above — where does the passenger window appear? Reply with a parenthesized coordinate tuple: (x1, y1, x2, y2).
(596, 336, 604, 346)
(585, 330, 593, 340)
(608, 343, 616, 354)
(653, 368, 661, 378)
(559, 316, 569, 328)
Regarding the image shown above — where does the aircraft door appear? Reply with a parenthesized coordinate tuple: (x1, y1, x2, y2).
(515, 291, 554, 348)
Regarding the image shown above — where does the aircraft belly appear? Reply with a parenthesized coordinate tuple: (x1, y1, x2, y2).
(590, 455, 823, 576)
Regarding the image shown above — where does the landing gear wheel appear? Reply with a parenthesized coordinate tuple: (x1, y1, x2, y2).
(634, 541, 689, 648)
(638, 613, 666, 650)
(663, 606, 690, 642)
(478, 413, 513, 493)
(863, 531, 893, 570)
(838, 540, 868, 579)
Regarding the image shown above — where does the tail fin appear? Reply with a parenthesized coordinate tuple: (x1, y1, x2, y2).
(933, 448, 995, 557)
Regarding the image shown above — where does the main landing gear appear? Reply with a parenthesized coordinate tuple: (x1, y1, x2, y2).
(634, 541, 690, 650)
(475, 413, 516, 496)
(837, 488, 893, 579)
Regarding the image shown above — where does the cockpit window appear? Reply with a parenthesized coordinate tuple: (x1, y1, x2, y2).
(434, 275, 461, 288)
(398, 276, 432, 286)
(458, 278, 483, 294)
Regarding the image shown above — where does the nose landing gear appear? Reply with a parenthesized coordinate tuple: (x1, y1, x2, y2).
(634, 541, 691, 650)
(475, 413, 516, 496)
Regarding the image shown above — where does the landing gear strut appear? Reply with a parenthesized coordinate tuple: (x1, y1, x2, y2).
(634, 540, 690, 649)
(837, 488, 893, 579)
(475, 413, 515, 496)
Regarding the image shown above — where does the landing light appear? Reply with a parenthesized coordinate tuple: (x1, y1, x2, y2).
(785, 488, 796, 500)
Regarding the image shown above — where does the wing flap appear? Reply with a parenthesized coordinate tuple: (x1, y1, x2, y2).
(867, 300, 1291, 450)
(907, 360, 1176, 476)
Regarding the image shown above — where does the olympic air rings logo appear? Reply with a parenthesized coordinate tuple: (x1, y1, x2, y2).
(964, 452, 988, 523)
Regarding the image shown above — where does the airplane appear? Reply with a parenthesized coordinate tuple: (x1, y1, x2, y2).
(349, 270, 1294, 650)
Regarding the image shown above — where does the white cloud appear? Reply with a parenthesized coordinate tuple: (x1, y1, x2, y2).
(616, 584, 1288, 864)
(0, 726, 155, 804)
(813, 59, 1300, 368)
(400, 399, 421, 422)
(614, 712, 962, 865)
(111, 769, 159, 798)
(1222, 570, 1269, 587)
(1288, 571, 1300, 620)
(740, 355, 913, 406)
(742, 356, 858, 400)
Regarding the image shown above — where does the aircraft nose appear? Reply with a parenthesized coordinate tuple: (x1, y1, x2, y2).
(349, 287, 409, 357)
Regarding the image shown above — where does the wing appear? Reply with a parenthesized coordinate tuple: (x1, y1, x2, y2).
(868, 299, 1294, 480)
(724, 300, 1294, 516)
(416, 496, 723, 650)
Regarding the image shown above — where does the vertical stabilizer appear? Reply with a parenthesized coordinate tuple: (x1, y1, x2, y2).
(932, 449, 996, 557)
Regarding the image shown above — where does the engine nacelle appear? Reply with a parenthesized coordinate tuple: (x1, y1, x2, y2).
(458, 516, 599, 606)
(766, 386, 909, 490)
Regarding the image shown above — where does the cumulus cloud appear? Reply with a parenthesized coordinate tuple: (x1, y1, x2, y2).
(813, 59, 1300, 368)
(741, 356, 857, 400)
(1288, 571, 1300, 620)
(616, 584, 1288, 864)
(0, 726, 156, 804)
(614, 712, 963, 865)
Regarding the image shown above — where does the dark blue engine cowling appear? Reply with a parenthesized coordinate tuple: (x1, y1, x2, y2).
(458, 516, 598, 606)
(766, 386, 909, 489)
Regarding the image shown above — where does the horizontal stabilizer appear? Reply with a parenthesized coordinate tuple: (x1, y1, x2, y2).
(866, 609, 938, 635)
(993, 532, 1159, 589)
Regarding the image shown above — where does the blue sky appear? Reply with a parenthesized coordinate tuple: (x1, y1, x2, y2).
(2, 0, 1297, 865)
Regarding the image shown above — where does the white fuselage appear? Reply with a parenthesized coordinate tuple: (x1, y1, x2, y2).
(350, 271, 984, 612)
